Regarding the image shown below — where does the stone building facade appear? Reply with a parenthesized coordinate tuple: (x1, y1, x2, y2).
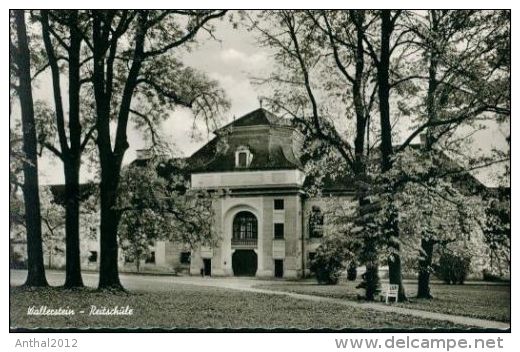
(152, 108, 352, 278)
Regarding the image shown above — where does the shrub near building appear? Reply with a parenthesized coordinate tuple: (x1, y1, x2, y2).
(309, 232, 352, 285)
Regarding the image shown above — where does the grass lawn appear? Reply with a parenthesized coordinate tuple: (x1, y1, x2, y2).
(10, 284, 470, 330)
(254, 281, 510, 323)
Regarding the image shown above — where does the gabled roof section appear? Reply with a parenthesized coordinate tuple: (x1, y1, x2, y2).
(216, 108, 291, 132)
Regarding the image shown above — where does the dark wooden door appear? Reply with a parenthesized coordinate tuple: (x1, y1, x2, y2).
(232, 250, 257, 276)
(274, 259, 284, 278)
(203, 258, 211, 276)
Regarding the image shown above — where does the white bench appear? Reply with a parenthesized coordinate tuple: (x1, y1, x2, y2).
(381, 284, 399, 304)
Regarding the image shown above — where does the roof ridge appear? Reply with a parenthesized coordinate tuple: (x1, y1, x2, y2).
(216, 108, 282, 132)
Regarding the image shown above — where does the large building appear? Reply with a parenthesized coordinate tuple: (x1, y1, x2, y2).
(150, 108, 350, 278)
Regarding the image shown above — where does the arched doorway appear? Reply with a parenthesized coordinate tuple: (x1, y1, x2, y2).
(232, 250, 257, 276)
(231, 211, 258, 276)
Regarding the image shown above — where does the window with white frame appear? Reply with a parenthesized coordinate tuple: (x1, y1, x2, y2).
(235, 146, 253, 168)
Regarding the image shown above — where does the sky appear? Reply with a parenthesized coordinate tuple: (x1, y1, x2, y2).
(27, 13, 509, 187)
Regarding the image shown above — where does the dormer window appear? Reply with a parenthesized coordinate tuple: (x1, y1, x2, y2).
(238, 152, 248, 167)
(235, 146, 253, 168)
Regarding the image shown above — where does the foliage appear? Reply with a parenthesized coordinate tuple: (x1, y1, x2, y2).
(482, 269, 509, 283)
(250, 9, 509, 301)
(481, 189, 510, 277)
(9, 128, 26, 229)
(9, 182, 25, 231)
(313, 197, 384, 297)
(358, 149, 487, 276)
(39, 188, 66, 268)
(14, 185, 99, 269)
(87, 10, 231, 152)
(12, 9, 231, 290)
(306, 200, 357, 284)
(392, 10, 510, 154)
(435, 251, 472, 285)
(309, 249, 344, 285)
(117, 156, 218, 271)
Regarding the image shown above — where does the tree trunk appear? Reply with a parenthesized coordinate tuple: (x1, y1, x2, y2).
(377, 10, 406, 302)
(425, 10, 440, 148)
(387, 210, 406, 301)
(13, 10, 48, 287)
(415, 13, 441, 300)
(364, 263, 379, 301)
(363, 240, 380, 301)
(63, 161, 84, 288)
(92, 12, 146, 291)
(378, 11, 394, 173)
(98, 172, 124, 290)
(417, 239, 435, 299)
(357, 193, 380, 301)
(40, 10, 86, 288)
(347, 10, 379, 301)
(352, 10, 367, 176)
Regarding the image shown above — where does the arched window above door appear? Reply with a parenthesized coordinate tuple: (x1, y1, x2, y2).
(233, 211, 258, 240)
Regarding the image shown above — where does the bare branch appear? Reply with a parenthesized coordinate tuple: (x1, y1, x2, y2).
(42, 142, 64, 160)
(143, 10, 227, 57)
(79, 124, 97, 152)
(130, 108, 158, 146)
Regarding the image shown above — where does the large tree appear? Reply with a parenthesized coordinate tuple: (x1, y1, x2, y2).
(394, 10, 510, 297)
(249, 10, 384, 299)
(88, 10, 229, 289)
(34, 10, 97, 288)
(355, 10, 410, 301)
(353, 10, 509, 301)
(10, 10, 48, 287)
(252, 10, 509, 302)
(381, 149, 485, 298)
(249, 10, 376, 172)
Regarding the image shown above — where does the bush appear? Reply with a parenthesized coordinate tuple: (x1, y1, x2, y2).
(482, 269, 508, 282)
(435, 251, 471, 284)
(310, 246, 345, 285)
(346, 261, 357, 281)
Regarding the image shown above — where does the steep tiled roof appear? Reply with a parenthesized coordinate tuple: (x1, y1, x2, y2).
(216, 108, 292, 132)
(191, 143, 303, 173)
(187, 109, 302, 173)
